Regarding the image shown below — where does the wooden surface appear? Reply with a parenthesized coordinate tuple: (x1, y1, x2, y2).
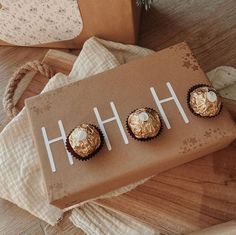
(14, 49, 236, 235)
(0, 0, 236, 234)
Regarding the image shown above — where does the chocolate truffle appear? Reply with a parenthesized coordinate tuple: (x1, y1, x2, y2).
(188, 85, 222, 117)
(127, 108, 162, 141)
(66, 124, 103, 161)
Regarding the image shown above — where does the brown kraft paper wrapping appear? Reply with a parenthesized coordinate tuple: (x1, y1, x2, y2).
(0, 0, 141, 49)
(25, 42, 236, 208)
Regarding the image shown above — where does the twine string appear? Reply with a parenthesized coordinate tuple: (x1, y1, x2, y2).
(2, 60, 54, 119)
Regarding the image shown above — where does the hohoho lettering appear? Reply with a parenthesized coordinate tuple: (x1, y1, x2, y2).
(41, 82, 189, 172)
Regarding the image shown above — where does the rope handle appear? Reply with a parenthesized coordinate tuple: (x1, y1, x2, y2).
(2, 60, 54, 119)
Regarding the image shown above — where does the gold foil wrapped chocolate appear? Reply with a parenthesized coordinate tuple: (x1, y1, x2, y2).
(127, 108, 162, 140)
(188, 85, 222, 117)
(66, 124, 103, 160)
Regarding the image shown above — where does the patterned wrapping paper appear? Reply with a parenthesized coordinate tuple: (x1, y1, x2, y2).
(25, 40, 236, 209)
(0, 0, 141, 48)
(0, 37, 235, 234)
(0, 0, 83, 46)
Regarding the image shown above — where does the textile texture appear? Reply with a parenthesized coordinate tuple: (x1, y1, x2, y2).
(0, 37, 235, 234)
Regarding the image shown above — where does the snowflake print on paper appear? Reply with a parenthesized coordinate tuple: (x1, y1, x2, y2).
(179, 128, 228, 154)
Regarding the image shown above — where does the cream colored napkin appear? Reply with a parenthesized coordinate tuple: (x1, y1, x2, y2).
(0, 37, 157, 234)
(207, 66, 236, 100)
(0, 37, 235, 235)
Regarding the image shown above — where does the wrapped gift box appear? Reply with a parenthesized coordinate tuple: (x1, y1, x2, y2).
(0, 0, 141, 48)
(25, 42, 236, 208)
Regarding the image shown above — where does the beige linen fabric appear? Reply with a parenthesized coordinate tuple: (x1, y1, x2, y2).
(207, 66, 236, 100)
(0, 37, 234, 234)
(0, 37, 157, 234)
(70, 202, 159, 235)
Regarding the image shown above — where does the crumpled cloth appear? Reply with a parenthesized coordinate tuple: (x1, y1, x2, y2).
(207, 66, 236, 101)
(0, 37, 157, 235)
(0, 37, 235, 235)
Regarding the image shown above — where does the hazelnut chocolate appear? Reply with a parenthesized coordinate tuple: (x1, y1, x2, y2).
(127, 107, 162, 141)
(188, 85, 222, 117)
(66, 124, 103, 161)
